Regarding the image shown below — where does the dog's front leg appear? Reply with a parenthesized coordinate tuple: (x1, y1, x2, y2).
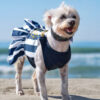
(60, 64, 71, 100)
(36, 68, 48, 100)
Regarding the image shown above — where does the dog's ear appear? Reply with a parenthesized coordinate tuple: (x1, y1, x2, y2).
(43, 9, 54, 28)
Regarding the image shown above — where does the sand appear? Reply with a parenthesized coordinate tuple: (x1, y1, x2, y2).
(0, 79, 100, 100)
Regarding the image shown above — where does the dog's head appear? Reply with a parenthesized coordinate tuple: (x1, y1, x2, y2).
(44, 2, 80, 38)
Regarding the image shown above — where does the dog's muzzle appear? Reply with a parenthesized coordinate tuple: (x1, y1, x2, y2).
(64, 20, 75, 35)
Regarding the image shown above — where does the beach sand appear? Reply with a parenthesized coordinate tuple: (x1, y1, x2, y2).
(0, 79, 100, 100)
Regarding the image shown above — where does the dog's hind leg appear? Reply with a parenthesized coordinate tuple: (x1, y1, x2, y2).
(14, 57, 25, 95)
(32, 70, 40, 95)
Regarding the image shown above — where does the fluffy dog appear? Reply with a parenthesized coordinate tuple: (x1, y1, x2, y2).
(8, 2, 80, 100)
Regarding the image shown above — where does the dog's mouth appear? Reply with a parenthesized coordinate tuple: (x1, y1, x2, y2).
(64, 27, 73, 35)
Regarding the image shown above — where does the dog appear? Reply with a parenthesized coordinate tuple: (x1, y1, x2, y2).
(8, 2, 80, 100)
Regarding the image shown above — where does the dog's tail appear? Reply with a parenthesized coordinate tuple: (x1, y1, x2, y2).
(7, 19, 46, 65)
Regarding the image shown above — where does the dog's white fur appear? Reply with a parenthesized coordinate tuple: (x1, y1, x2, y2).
(14, 2, 80, 100)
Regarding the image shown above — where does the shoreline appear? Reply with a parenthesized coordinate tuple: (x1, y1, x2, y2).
(1, 47, 100, 54)
(0, 79, 100, 100)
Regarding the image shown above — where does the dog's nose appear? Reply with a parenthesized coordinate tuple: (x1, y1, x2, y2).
(69, 21, 75, 26)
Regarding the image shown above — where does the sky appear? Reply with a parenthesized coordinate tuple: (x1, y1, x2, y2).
(0, 0, 100, 42)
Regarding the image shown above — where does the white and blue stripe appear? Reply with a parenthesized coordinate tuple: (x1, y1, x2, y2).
(8, 19, 46, 65)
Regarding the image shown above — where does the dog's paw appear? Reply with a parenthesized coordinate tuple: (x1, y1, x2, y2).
(16, 90, 24, 95)
(35, 92, 40, 96)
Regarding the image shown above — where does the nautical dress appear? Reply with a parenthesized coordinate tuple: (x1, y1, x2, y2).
(8, 19, 71, 71)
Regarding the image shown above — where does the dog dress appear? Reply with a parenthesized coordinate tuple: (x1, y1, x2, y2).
(8, 19, 71, 71)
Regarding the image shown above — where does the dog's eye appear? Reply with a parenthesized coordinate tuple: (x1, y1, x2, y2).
(60, 14, 67, 19)
(72, 15, 76, 19)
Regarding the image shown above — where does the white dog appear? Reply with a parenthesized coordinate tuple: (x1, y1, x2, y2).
(8, 2, 80, 100)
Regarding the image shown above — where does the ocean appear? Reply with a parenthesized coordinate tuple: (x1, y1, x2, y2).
(0, 42, 100, 79)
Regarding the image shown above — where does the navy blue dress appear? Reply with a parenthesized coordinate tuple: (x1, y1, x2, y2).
(28, 36, 71, 71)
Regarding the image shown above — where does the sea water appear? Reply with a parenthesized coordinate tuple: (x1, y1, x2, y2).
(0, 42, 100, 79)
